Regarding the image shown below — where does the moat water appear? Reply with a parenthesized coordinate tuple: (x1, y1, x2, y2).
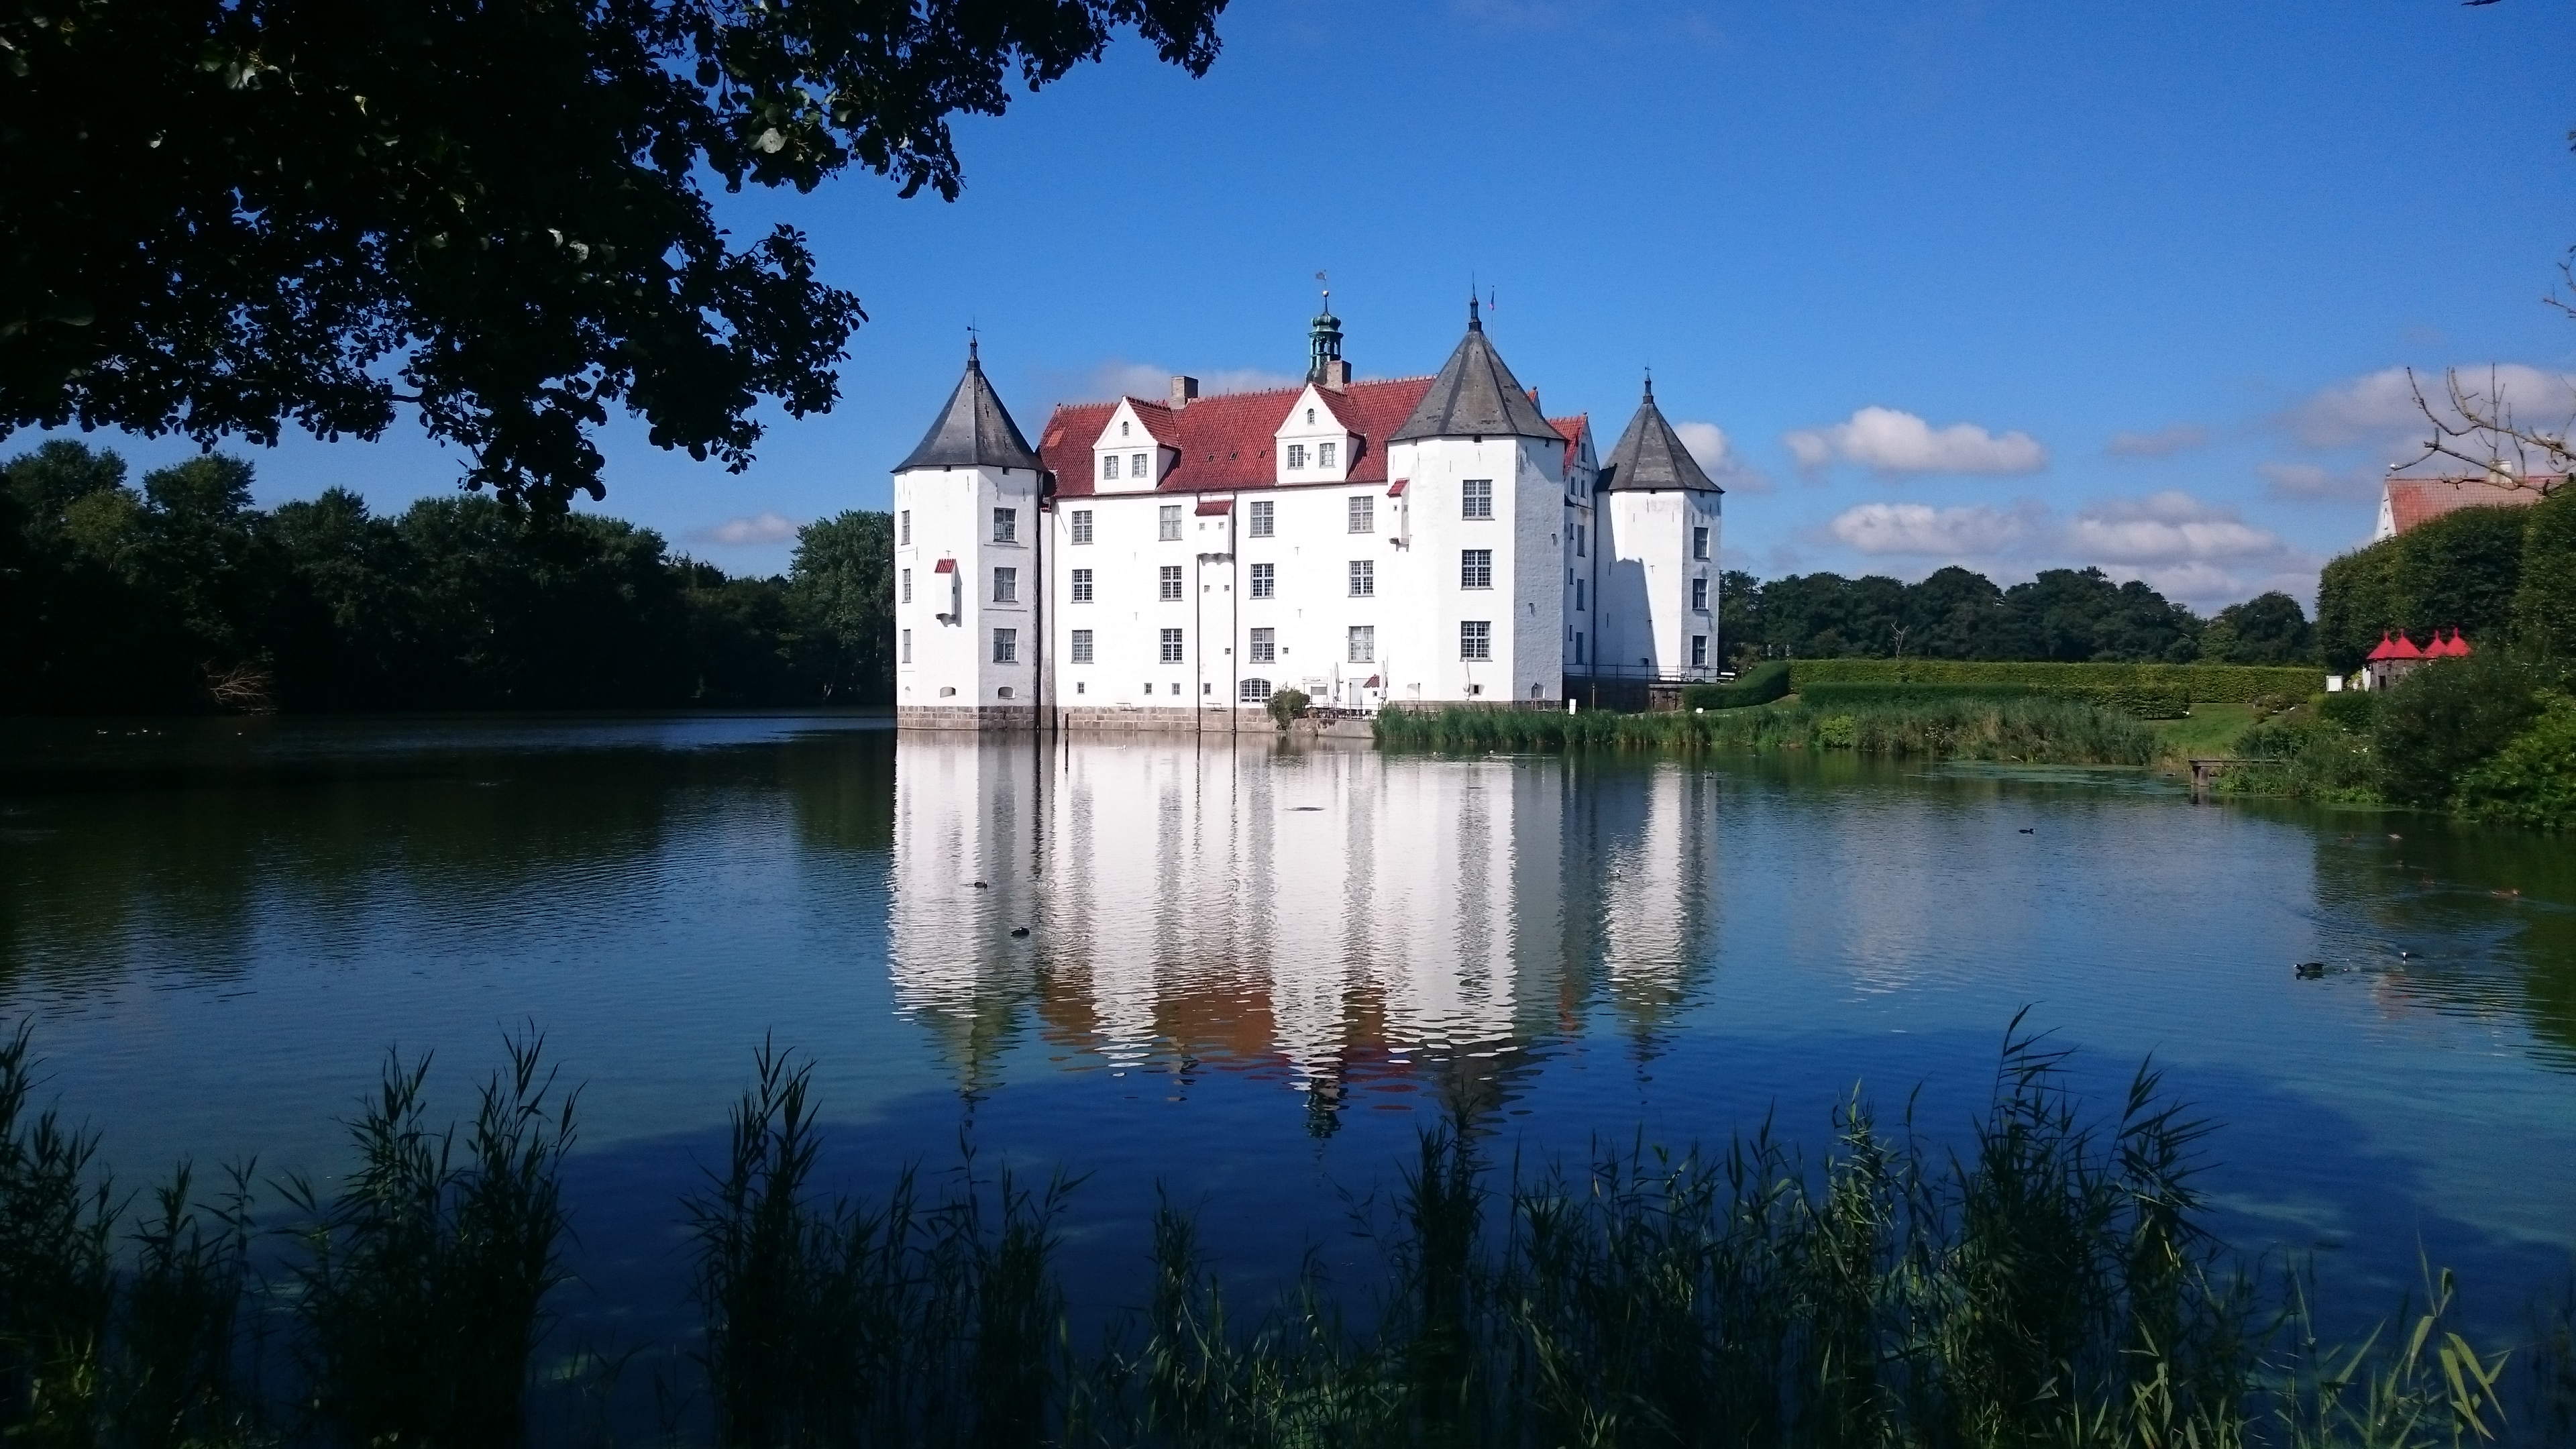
(2, 712, 2571, 1344)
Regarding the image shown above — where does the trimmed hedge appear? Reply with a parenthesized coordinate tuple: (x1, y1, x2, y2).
(1680, 659, 1790, 710)
(1786, 658, 2320, 704)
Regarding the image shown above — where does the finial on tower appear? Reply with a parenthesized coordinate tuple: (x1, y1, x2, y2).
(1642, 368, 1653, 402)
(1468, 291, 1481, 332)
(966, 323, 980, 367)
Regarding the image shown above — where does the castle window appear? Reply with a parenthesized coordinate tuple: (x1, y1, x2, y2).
(1239, 677, 1271, 703)
(1462, 479, 1493, 519)
(1103, 453, 1120, 480)
(1160, 504, 1182, 541)
(1250, 627, 1276, 662)
(1250, 563, 1275, 599)
(1287, 444, 1308, 470)
(1071, 568, 1093, 602)
(900, 569, 911, 604)
(1576, 579, 1586, 612)
(1248, 500, 1275, 537)
(1121, 421, 1130, 437)
(1319, 441, 1336, 470)
(1693, 525, 1711, 560)
(1306, 408, 1316, 424)
(1347, 626, 1375, 663)
(1460, 621, 1491, 660)
(1071, 509, 1093, 544)
(992, 627, 1017, 663)
(899, 509, 910, 545)
(1691, 577, 1709, 611)
(1575, 523, 1585, 556)
(1460, 549, 1493, 590)
(1071, 629, 1093, 663)
(992, 566, 1016, 604)
(1132, 452, 1149, 479)
(1574, 631, 1585, 664)
(1348, 559, 1373, 598)
(1691, 635, 1709, 667)
(901, 629, 911, 663)
(1348, 496, 1373, 533)
(1160, 566, 1183, 601)
(993, 507, 1016, 543)
(1160, 629, 1185, 664)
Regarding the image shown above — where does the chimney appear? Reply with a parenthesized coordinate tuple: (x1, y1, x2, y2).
(1320, 359, 1351, 390)
(1169, 374, 1199, 409)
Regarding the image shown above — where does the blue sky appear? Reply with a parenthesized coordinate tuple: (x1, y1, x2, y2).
(15, 0, 2575, 609)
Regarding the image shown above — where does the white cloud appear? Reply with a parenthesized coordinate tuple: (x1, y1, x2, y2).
(1829, 502, 2039, 555)
(692, 512, 802, 547)
(2281, 364, 2576, 450)
(2063, 492, 2281, 564)
(2258, 460, 2379, 502)
(2104, 424, 2208, 458)
(1784, 406, 2047, 476)
(1673, 419, 1774, 493)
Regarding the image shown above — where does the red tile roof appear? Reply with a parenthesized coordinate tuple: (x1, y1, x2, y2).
(1041, 377, 1438, 496)
(1550, 414, 1588, 478)
(2384, 475, 2559, 535)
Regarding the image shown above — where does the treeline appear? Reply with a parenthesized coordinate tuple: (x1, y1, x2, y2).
(2314, 487, 2576, 672)
(1, 441, 894, 714)
(1719, 565, 2312, 667)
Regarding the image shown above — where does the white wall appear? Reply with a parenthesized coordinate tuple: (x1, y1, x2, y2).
(894, 463, 1041, 710)
(1596, 490, 1721, 679)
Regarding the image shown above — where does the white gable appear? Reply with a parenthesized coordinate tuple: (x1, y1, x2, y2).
(1273, 384, 1359, 485)
(1091, 400, 1172, 494)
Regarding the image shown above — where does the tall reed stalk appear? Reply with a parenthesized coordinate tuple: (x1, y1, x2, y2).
(1373, 698, 2161, 764)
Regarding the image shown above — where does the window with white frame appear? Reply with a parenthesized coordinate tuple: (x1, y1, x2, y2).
(1160, 504, 1183, 541)
(1348, 559, 1373, 597)
(1102, 453, 1120, 480)
(1249, 627, 1276, 662)
(1071, 509, 1093, 544)
(1248, 500, 1275, 537)
(1460, 549, 1492, 589)
(992, 567, 1016, 604)
(1120, 420, 1130, 437)
(899, 509, 910, 545)
(900, 568, 911, 604)
(1160, 628, 1185, 664)
(1159, 565, 1183, 600)
(1318, 441, 1336, 470)
(1250, 562, 1275, 599)
(1071, 629, 1093, 663)
(1132, 452, 1149, 480)
(1691, 635, 1709, 667)
(1462, 478, 1493, 519)
(1238, 677, 1271, 703)
(1071, 568, 1093, 602)
(1691, 577, 1709, 611)
(1348, 496, 1373, 533)
(992, 627, 1017, 663)
(1460, 621, 1491, 660)
(1287, 443, 1309, 470)
(900, 629, 911, 663)
(1693, 525, 1711, 560)
(993, 507, 1016, 543)
(1348, 625, 1375, 663)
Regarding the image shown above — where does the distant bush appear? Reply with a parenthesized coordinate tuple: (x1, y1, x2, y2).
(1379, 695, 2159, 765)
(2316, 690, 2377, 734)
(1267, 688, 1310, 729)
(2453, 696, 2576, 829)
(1786, 658, 2315, 705)
(1679, 660, 1789, 710)
(2371, 653, 2547, 808)
(2218, 714, 2379, 804)
(1796, 682, 2043, 708)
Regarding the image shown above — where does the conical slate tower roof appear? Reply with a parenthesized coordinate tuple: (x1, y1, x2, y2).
(1387, 299, 1561, 443)
(894, 341, 1042, 472)
(1599, 378, 1721, 493)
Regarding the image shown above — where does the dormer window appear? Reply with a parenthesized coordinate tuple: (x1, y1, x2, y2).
(1132, 452, 1149, 479)
(1121, 421, 1130, 437)
(1319, 441, 1337, 470)
(1306, 408, 1316, 424)
(1102, 453, 1121, 480)
(1287, 444, 1309, 470)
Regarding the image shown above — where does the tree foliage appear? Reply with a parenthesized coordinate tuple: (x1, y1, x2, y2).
(3, 440, 888, 712)
(1723, 564, 2216, 665)
(0, 0, 1227, 510)
(2198, 591, 2313, 665)
(2313, 499, 2568, 672)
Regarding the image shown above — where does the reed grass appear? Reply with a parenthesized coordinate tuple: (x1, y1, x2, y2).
(1376, 697, 2163, 765)
(1, 1014, 2566, 1447)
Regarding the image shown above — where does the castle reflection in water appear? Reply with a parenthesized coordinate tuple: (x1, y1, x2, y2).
(888, 737, 1720, 1122)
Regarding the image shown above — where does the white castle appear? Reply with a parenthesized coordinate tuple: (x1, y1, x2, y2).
(892, 299, 1725, 729)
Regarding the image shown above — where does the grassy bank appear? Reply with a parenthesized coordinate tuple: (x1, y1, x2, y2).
(1378, 696, 2162, 765)
(5, 1017, 2570, 1447)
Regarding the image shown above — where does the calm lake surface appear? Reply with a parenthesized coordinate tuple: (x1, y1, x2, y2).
(3, 712, 2571, 1340)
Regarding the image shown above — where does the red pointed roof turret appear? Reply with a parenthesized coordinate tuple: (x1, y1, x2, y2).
(2451, 629, 2473, 656)
(2366, 632, 2398, 661)
(2387, 632, 2424, 659)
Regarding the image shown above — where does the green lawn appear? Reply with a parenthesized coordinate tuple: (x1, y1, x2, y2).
(2148, 702, 2263, 760)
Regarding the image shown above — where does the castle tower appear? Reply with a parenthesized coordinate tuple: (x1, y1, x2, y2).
(1594, 376, 1724, 683)
(1380, 297, 1570, 705)
(893, 341, 1047, 729)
